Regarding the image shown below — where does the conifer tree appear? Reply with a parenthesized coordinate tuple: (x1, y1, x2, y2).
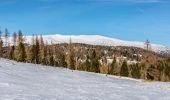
(11, 32, 17, 59)
(0, 39, 3, 57)
(146, 65, 156, 80)
(48, 48, 54, 66)
(30, 34, 35, 63)
(9, 46, 15, 59)
(41, 45, 48, 65)
(39, 35, 45, 64)
(131, 63, 141, 79)
(163, 61, 170, 81)
(31, 45, 36, 63)
(58, 53, 67, 67)
(17, 30, 26, 62)
(90, 50, 100, 73)
(67, 38, 75, 70)
(35, 35, 40, 64)
(31, 35, 40, 64)
(120, 61, 129, 77)
(85, 55, 91, 71)
(109, 56, 116, 75)
(156, 60, 165, 81)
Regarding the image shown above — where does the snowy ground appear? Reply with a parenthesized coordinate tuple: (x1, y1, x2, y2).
(0, 59, 170, 100)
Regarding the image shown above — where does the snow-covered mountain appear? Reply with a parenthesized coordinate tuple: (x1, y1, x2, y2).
(0, 58, 170, 100)
(24, 34, 170, 54)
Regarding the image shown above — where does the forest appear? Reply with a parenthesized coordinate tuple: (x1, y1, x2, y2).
(0, 28, 170, 82)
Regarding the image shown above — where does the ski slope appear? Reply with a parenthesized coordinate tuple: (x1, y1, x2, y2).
(0, 59, 170, 100)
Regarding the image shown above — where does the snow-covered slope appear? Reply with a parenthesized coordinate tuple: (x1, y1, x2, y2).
(0, 59, 170, 100)
(24, 34, 170, 53)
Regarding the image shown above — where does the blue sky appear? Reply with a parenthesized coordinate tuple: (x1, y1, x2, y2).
(0, 0, 170, 46)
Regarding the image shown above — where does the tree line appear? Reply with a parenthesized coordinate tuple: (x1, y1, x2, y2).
(0, 28, 170, 82)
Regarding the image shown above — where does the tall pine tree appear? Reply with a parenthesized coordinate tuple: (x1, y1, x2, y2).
(67, 37, 75, 70)
(90, 50, 100, 73)
(17, 30, 26, 62)
(120, 61, 129, 77)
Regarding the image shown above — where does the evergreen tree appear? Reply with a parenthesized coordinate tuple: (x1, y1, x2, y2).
(18, 42, 26, 62)
(17, 31, 26, 62)
(31, 35, 40, 64)
(164, 62, 170, 81)
(146, 65, 156, 80)
(156, 60, 165, 81)
(9, 46, 15, 59)
(11, 32, 17, 59)
(31, 44, 36, 63)
(0, 39, 3, 57)
(109, 56, 116, 75)
(48, 48, 54, 66)
(120, 61, 129, 77)
(67, 38, 75, 70)
(17, 30, 27, 62)
(131, 63, 141, 79)
(90, 50, 99, 73)
(85, 55, 91, 71)
(35, 35, 40, 64)
(41, 45, 48, 65)
(30, 34, 35, 63)
(58, 53, 67, 67)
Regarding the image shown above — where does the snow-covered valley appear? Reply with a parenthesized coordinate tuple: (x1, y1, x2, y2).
(0, 59, 170, 100)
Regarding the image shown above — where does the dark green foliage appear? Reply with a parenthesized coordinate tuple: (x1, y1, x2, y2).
(164, 63, 170, 81)
(41, 46, 48, 65)
(90, 50, 99, 73)
(49, 55, 54, 66)
(31, 36, 40, 64)
(120, 61, 129, 77)
(131, 63, 141, 79)
(156, 60, 165, 81)
(48, 49, 54, 66)
(85, 55, 91, 71)
(109, 57, 116, 75)
(58, 53, 67, 67)
(0, 40, 3, 57)
(18, 42, 26, 62)
(9, 46, 15, 60)
(146, 65, 155, 80)
(1, 28, 170, 82)
(67, 41, 75, 70)
(31, 44, 36, 63)
(68, 51, 75, 70)
(35, 36, 40, 64)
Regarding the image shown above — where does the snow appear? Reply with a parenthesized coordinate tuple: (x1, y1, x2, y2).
(0, 58, 170, 100)
(5, 34, 170, 54)
(22, 34, 170, 53)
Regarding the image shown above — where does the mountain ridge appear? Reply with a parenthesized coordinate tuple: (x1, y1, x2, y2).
(24, 34, 170, 54)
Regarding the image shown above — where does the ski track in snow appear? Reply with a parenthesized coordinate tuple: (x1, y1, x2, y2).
(0, 58, 170, 100)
